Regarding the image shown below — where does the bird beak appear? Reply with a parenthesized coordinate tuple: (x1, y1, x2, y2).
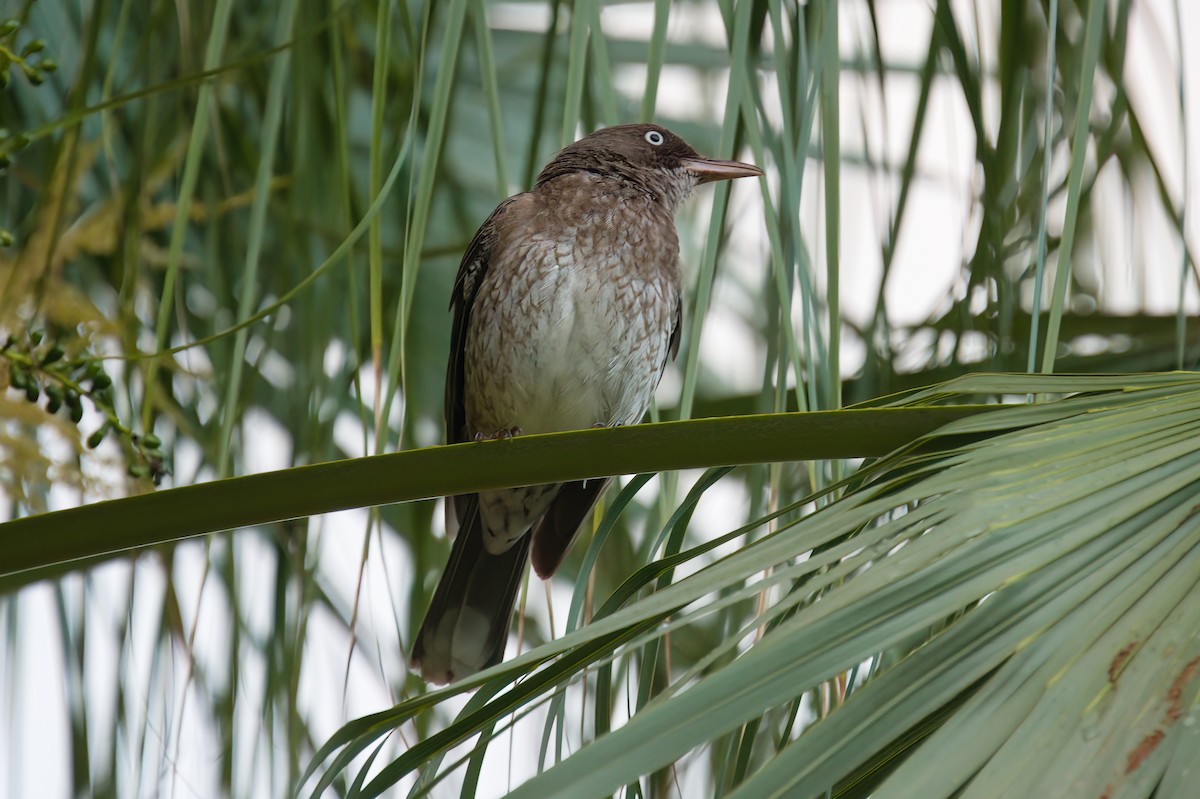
(682, 156, 764, 184)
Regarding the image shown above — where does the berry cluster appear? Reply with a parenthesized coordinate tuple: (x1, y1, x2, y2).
(2, 331, 166, 484)
(0, 18, 57, 90)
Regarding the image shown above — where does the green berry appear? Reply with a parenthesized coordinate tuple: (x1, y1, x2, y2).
(41, 345, 64, 365)
(68, 399, 83, 423)
(87, 424, 108, 449)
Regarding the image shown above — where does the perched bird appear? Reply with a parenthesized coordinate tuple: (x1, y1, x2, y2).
(412, 124, 762, 684)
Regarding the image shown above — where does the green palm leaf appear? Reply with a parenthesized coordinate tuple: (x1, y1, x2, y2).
(1, 0, 1195, 796)
(294, 373, 1200, 798)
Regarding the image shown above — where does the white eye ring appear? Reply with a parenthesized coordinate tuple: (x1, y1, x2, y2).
(645, 130, 665, 146)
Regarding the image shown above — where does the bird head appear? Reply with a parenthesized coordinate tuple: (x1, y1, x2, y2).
(535, 124, 762, 211)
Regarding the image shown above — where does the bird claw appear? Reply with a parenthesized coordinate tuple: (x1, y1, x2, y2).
(474, 426, 523, 442)
(592, 420, 625, 429)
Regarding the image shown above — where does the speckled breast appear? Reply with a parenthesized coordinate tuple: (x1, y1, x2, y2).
(464, 174, 681, 440)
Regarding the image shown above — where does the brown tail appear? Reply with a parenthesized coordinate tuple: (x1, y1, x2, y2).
(530, 478, 611, 577)
(412, 498, 531, 684)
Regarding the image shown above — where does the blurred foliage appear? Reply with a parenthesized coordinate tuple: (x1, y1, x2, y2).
(0, 0, 1197, 796)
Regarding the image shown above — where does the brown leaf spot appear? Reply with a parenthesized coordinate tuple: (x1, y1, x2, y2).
(1166, 656, 1200, 722)
(1125, 729, 1165, 774)
(1109, 641, 1138, 686)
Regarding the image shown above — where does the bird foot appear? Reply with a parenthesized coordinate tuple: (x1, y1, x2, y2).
(592, 420, 625, 429)
(474, 426, 523, 442)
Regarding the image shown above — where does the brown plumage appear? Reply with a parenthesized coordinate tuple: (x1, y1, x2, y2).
(412, 124, 762, 684)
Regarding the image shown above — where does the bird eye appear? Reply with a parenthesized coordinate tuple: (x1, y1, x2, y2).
(644, 130, 665, 146)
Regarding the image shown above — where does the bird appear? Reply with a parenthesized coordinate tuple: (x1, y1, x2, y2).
(412, 123, 762, 684)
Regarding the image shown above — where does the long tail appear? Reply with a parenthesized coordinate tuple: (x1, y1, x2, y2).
(412, 498, 531, 684)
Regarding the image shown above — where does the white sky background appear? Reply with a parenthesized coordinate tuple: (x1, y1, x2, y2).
(3, 1, 1200, 797)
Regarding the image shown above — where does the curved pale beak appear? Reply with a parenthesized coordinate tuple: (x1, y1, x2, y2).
(682, 156, 764, 184)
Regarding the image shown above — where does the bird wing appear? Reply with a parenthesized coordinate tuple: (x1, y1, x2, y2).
(446, 196, 522, 444)
(669, 293, 682, 361)
(444, 196, 522, 537)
